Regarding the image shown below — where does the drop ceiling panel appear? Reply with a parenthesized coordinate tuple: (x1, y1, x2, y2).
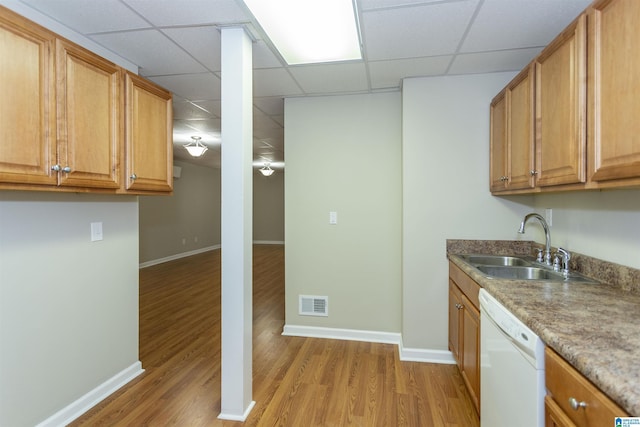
(181, 118, 222, 134)
(359, 0, 447, 11)
(449, 47, 542, 75)
(461, 0, 592, 52)
(253, 40, 284, 69)
(253, 68, 303, 97)
(19, 0, 150, 33)
(289, 62, 368, 94)
(162, 26, 221, 72)
(90, 30, 208, 76)
(173, 100, 217, 120)
(149, 73, 221, 100)
(362, 0, 479, 60)
(253, 97, 284, 116)
(122, 0, 247, 26)
(190, 100, 221, 116)
(254, 109, 283, 130)
(369, 56, 452, 89)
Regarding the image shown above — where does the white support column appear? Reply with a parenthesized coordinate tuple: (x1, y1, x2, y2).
(218, 27, 254, 421)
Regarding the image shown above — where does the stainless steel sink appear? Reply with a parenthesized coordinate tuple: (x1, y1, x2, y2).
(477, 265, 563, 280)
(459, 254, 532, 267)
(458, 254, 599, 283)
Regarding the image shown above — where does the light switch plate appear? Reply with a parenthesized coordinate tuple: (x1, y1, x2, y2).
(91, 222, 103, 242)
(329, 211, 337, 225)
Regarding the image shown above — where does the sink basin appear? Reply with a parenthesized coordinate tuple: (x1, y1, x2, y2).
(457, 253, 599, 283)
(477, 265, 561, 280)
(476, 265, 598, 283)
(459, 254, 531, 267)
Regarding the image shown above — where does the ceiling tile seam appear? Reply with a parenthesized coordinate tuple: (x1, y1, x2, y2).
(354, 2, 374, 92)
(443, 0, 485, 75)
(359, 0, 471, 13)
(457, 45, 548, 56)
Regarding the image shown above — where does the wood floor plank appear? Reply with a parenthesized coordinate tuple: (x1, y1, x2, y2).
(69, 245, 479, 426)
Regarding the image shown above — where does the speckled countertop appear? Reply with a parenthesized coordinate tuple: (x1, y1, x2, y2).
(447, 240, 640, 416)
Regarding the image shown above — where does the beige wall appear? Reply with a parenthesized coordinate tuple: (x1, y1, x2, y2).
(139, 160, 221, 264)
(0, 192, 139, 427)
(402, 73, 535, 350)
(254, 170, 285, 243)
(532, 191, 640, 269)
(284, 92, 402, 333)
(139, 160, 285, 265)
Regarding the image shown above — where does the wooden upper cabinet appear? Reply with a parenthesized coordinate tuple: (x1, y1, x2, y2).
(507, 64, 535, 190)
(0, 7, 56, 186)
(588, 0, 640, 184)
(535, 13, 587, 187)
(56, 39, 122, 189)
(490, 65, 535, 194)
(489, 90, 508, 192)
(125, 72, 173, 193)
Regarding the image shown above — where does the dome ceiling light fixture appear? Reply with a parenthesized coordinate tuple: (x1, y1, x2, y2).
(259, 163, 275, 177)
(183, 136, 208, 157)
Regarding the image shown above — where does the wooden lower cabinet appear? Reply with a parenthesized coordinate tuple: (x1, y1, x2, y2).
(545, 347, 628, 427)
(449, 262, 480, 413)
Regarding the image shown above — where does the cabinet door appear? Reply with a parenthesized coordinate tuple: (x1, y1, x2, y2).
(461, 297, 480, 413)
(545, 396, 578, 427)
(56, 39, 121, 189)
(489, 90, 507, 192)
(535, 14, 586, 187)
(0, 7, 56, 186)
(507, 64, 535, 190)
(125, 72, 173, 192)
(588, 0, 640, 183)
(448, 281, 463, 365)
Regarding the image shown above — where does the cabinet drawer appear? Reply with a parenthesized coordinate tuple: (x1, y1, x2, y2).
(545, 347, 627, 427)
(449, 262, 480, 309)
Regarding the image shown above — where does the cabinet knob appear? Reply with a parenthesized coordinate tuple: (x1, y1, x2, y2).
(455, 303, 463, 310)
(530, 170, 538, 176)
(130, 174, 137, 180)
(51, 164, 61, 172)
(500, 176, 508, 182)
(568, 397, 587, 410)
(62, 166, 71, 173)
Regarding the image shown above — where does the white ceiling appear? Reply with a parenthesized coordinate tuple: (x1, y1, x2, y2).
(14, 0, 592, 170)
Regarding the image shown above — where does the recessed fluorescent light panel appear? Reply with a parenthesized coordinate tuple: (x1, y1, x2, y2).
(243, 0, 362, 65)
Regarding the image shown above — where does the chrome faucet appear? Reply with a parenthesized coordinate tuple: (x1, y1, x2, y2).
(518, 213, 552, 266)
(555, 247, 571, 276)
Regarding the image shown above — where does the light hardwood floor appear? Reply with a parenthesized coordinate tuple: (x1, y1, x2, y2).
(71, 245, 479, 426)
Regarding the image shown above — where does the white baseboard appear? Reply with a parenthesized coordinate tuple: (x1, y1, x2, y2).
(139, 245, 220, 269)
(282, 325, 454, 364)
(35, 361, 144, 427)
(398, 346, 456, 364)
(218, 400, 256, 422)
(282, 324, 402, 345)
(139, 242, 284, 269)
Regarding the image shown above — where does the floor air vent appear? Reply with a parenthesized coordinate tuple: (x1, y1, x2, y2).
(299, 295, 328, 317)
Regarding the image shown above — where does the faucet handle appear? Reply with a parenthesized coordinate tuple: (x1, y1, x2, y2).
(557, 247, 571, 274)
(535, 248, 544, 263)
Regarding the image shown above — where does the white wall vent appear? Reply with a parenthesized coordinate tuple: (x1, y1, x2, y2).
(299, 295, 328, 317)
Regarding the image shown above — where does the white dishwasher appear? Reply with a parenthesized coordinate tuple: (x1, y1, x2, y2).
(479, 288, 545, 427)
